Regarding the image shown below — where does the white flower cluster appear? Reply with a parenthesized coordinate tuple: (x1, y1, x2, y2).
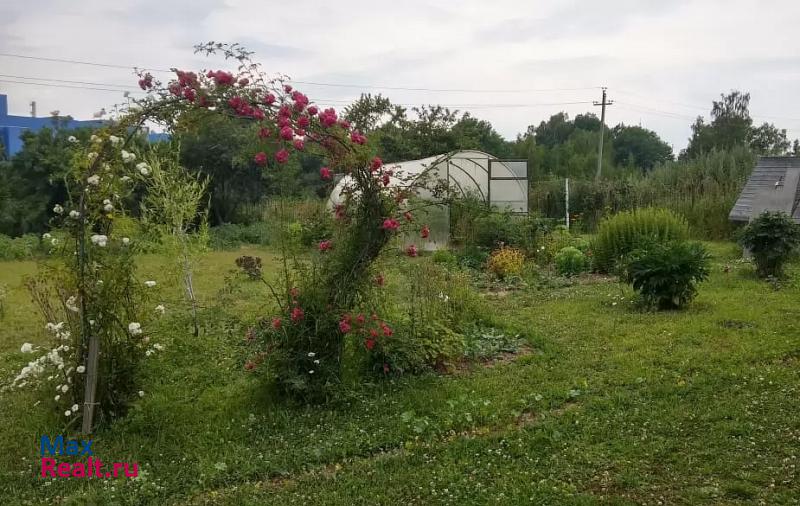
(109, 135, 122, 147)
(102, 199, 114, 212)
(144, 280, 156, 288)
(145, 342, 164, 357)
(136, 162, 150, 176)
(128, 322, 142, 336)
(46, 322, 71, 341)
(90, 234, 108, 247)
(53, 204, 64, 215)
(121, 150, 136, 163)
(87, 175, 100, 186)
(13, 322, 74, 390)
(68, 135, 78, 144)
(69, 210, 80, 219)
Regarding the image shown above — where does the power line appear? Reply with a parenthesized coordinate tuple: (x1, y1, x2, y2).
(0, 52, 171, 73)
(615, 101, 698, 121)
(0, 73, 134, 89)
(616, 90, 800, 123)
(0, 52, 600, 94)
(0, 79, 142, 94)
(0, 78, 595, 108)
(286, 79, 601, 94)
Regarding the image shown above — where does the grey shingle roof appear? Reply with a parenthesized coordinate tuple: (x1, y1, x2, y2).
(729, 156, 800, 223)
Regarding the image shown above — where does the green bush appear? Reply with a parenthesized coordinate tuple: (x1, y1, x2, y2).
(536, 228, 576, 264)
(0, 233, 46, 260)
(555, 246, 589, 276)
(209, 223, 272, 250)
(432, 249, 458, 266)
(451, 195, 554, 255)
(625, 241, 710, 309)
(457, 245, 490, 270)
(739, 211, 800, 278)
(376, 262, 486, 374)
(592, 208, 689, 273)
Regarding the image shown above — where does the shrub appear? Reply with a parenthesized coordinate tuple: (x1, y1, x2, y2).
(374, 263, 485, 374)
(296, 201, 334, 247)
(457, 245, 489, 270)
(487, 246, 525, 279)
(555, 246, 589, 277)
(592, 208, 689, 273)
(625, 241, 710, 309)
(209, 223, 272, 250)
(537, 228, 577, 264)
(0, 233, 47, 260)
(432, 249, 458, 266)
(739, 211, 800, 278)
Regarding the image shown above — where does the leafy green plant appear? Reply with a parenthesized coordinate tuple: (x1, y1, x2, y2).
(432, 249, 458, 266)
(739, 211, 800, 278)
(592, 208, 689, 273)
(625, 241, 710, 309)
(462, 326, 524, 360)
(372, 262, 486, 374)
(0, 233, 48, 260)
(555, 246, 589, 277)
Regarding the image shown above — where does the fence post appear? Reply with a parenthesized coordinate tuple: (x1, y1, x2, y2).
(565, 178, 570, 231)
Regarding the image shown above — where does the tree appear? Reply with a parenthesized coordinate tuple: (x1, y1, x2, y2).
(370, 105, 512, 162)
(343, 94, 395, 132)
(533, 112, 575, 148)
(749, 122, 791, 155)
(450, 113, 513, 158)
(0, 126, 97, 236)
(682, 90, 797, 159)
(611, 124, 673, 171)
(683, 91, 752, 159)
(178, 114, 285, 224)
(573, 113, 602, 132)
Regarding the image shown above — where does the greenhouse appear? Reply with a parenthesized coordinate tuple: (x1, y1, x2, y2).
(328, 149, 528, 250)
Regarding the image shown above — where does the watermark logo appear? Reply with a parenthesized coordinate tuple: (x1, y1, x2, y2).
(40, 435, 138, 479)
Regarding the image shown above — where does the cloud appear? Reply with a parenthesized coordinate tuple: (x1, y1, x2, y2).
(0, 0, 798, 150)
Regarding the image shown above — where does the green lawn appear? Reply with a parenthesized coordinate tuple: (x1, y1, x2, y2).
(1, 243, 798, 505)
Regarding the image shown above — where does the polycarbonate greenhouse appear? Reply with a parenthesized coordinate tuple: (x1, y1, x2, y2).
(328, 150, 528, 250)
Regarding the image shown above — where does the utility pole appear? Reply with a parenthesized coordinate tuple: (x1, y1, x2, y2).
(30, 101, 37, 117)
(594, 87, 613, 180)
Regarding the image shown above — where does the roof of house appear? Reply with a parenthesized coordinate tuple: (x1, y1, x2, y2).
(729, 156, 800, 223)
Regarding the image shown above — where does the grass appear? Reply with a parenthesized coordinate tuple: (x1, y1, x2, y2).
(0, 242, 799, 504)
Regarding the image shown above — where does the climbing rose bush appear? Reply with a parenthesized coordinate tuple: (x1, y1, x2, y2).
(136, 43, 433, 400)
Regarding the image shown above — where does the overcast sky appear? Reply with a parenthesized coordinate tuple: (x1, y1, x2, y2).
(1, 0, 799, 152)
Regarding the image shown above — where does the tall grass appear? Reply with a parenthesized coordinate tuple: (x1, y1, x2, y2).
(530, 147, 755, 239)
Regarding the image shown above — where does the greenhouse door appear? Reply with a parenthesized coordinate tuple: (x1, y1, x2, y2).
(487, 159, 528, 213)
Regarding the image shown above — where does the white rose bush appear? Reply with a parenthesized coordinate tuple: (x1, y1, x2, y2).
(14, 129, 164, 431)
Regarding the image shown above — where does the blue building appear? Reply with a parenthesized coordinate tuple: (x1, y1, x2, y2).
(0, 94, 107, 158)
(0, 94, 169, 158)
